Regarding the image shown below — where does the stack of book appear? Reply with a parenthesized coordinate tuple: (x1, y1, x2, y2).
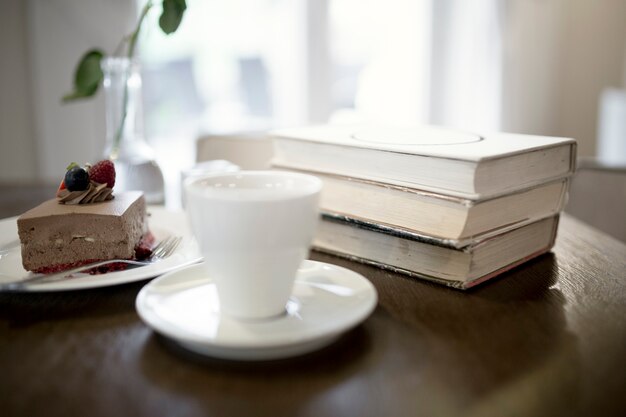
(271, 125, 577, 289)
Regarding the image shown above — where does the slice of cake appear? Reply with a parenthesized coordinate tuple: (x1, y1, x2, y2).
(18, 191, 147, 273)
(17, 160, 150, 273)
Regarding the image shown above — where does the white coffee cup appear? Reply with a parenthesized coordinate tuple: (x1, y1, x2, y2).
(185, 171, 322, 320)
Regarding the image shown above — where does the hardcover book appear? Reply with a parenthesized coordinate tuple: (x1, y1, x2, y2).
(280, 168, 568, 245)
(271, 125, 576, 199)
(313, 214, 559, 289)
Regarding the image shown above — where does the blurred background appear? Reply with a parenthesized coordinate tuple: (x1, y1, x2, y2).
(1, 0, 625, 236)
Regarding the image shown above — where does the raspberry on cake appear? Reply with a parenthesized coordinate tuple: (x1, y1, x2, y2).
(89, 160, 116, 188)
(17, 160, 151, 274)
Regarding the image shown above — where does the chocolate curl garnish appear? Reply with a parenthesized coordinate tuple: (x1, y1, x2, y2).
(57, 181, 114, 205)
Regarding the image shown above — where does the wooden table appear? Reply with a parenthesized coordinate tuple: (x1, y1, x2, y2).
(1, 187, 625, 417)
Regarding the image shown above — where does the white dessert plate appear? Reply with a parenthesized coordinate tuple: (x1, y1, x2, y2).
(0, 206, 202, 292)
(136, 260, 378, 361)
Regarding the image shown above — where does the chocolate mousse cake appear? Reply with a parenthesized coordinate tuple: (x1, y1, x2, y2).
(16, 160, 153, 273)
(17, 191, 147, 273)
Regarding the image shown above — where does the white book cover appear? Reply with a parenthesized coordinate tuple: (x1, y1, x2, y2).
(272, 124, 575, 161)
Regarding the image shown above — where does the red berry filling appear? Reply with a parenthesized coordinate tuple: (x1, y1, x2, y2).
(33, 231, 156, 275)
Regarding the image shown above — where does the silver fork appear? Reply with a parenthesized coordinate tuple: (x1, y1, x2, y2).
(0, 235, 182, 291)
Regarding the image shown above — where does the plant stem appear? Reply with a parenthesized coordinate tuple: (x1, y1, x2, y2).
(111, 0, 154, 157)
(128, 1, 153, 59)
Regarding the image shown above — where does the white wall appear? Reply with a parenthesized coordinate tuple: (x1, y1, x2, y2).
(556, 0, 626, 157)
(0, 0, 37, 182)
(502, 0, 626, 157)
(501, 0, 564, 138)
(1, 0, 137, 183)
(28, 0, 136, 182)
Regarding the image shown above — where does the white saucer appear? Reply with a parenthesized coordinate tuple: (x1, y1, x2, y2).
(135, 260, 377, 361)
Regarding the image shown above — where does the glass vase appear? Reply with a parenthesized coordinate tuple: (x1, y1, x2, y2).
(101, 57, 165, 204)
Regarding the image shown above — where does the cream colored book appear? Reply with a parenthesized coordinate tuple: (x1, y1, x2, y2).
(313, 214, 559, 289)
(271, 125, 576, 199)
(280, 169, 568, 246)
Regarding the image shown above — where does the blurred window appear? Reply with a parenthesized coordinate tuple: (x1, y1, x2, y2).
(328, 0, 430, 125)
(140, 0, 432, 133)
(138, 0, 502, 180)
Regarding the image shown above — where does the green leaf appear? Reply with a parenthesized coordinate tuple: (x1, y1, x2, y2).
(159, 0, 187, 35)
(62, 49, 105, 102)
(66, 162, 78, 171)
